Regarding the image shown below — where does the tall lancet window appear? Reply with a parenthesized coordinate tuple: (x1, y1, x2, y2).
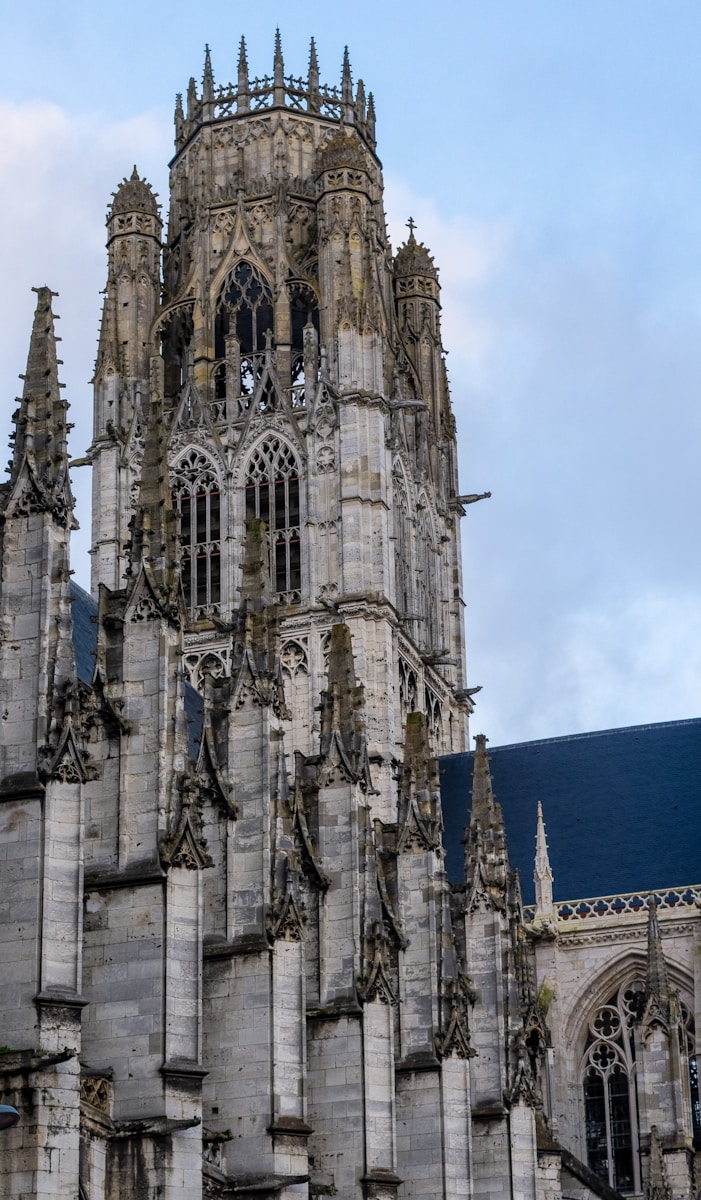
(214, 261, 274, 404)
(245, 439, 301, 603)
(581, 983, 641, 1194)
(392, 468, 412, 619)
(416, 504, 442, 652)
(172, 449, 222, 618)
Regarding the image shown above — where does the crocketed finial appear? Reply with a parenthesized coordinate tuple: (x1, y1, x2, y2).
(237, 36, 250, 111)
(202, 44, 214, 102)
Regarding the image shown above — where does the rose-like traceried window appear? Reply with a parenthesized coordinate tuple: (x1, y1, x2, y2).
(245, 439, 301, 604)
(173, 449, 222, 619)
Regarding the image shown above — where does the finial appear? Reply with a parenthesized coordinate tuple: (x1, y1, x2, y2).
(307, 36, 320, 111)
(202, 44, 214, 103)
(4, 288, 74, 526)
(645, 895, 670, 1014)
(130, 165, 140, 181)
(533, 801, 555, 920)
(406, 216, 416, 240)
(273, 28, 285, 104)
(186, 76, 197, 120)
(237, 36, 250, 112)
(355, 78, 366, 123)
(341, 45, 353, 115)
(366, 91, 376, 145)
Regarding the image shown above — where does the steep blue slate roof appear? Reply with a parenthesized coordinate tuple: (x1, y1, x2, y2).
(439, 719, 701, 904)
(70, 581, 203, 760)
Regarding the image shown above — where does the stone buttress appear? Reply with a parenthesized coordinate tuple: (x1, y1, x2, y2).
(0, 288, 85, 1199)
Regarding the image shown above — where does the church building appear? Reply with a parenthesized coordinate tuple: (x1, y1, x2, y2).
(0, 36, 698, 1200)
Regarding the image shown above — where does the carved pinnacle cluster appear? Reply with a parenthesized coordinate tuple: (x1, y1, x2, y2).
(641, 897, 672, 1032)
(319, 623, 370, 781)
(109, 166, 159, 218)
(127, 390, 180, 606)
(4, 287, 75, 527)
(174, 35, 376, 153)
(464, 734, 508, 907)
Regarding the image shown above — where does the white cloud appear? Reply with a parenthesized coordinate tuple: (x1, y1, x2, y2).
(0, 100, 170, 588)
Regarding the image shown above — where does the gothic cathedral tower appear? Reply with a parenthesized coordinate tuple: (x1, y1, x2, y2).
(89, 36, 473, 784)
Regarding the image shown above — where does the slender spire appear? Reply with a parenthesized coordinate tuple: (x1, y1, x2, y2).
(273, 28, 285, 105)
(307, 37, 320, 111)
(174, 92, 184, 145)
(202, 44, 214, 106)
(366, 91, 376, 146)
(464, 734, 508, 904)
(533, 800, 555, 920)
(355, 78, 366, 124)
(237, 36, 250, 112)
(341, 45, 354, 120)
(469, 734, 498, 827)
(186, 76, 197, 119)
(6, 287, 74, 527)
(644, 896, 670, 1018)
(319, 624, 370, 782)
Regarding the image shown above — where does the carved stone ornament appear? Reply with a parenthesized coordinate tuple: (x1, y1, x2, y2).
(358, 924, 396, 1006)
(80, 1074, 112, 1115)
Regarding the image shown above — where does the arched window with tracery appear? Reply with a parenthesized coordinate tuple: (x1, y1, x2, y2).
(245, 439, 301, 604)
(214, 261, 274, 405)
(581, 983, 641, 1194)
(172, 449, 222, 619)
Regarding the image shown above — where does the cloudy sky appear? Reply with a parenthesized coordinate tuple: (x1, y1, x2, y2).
(1, 1, 700, 746)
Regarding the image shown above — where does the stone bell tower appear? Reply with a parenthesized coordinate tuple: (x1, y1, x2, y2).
(89, 35, 476, 781)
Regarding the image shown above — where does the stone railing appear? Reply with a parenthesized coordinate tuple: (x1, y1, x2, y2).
(524, 885, 701, 924)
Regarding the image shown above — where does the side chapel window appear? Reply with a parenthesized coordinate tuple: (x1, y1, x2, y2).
(173, 449, 222, 617)
(581, 984, 641, 1194)
(245, 439, 301, 603)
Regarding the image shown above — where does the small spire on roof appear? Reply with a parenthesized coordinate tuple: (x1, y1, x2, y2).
(341, 45, 353, 118)
(237, 36, 250, 111)
(202, 44, 214, 102)
(533, 801, 555, 921)
(273, 28, 285, 104)
(307, 36, 320, 111)
(366, 91, 376, 145)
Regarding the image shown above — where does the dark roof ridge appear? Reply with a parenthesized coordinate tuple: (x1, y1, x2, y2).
(441, 716, 701, 759)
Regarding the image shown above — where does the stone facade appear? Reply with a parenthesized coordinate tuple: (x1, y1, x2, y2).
(0, 36, 698, 1200)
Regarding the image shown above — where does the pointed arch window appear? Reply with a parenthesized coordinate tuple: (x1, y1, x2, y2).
(172, 449, 222, 618)
(214, 262, 274, 406)
(581, 984, 641, 1193)
(245, 439, 301, 603)
(416, 503, 442, 652)
(393, 469, 413, 621)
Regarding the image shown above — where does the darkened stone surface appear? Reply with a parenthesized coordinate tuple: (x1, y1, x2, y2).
(440, 719, 701, 901)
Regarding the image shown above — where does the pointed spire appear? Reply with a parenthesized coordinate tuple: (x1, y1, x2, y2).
(341, 45, 354, 121)
(469, 734, 498, 827)
(355, 78, 366, 124)
(6, 287, 74, 527)
(533, 800, 555, 921)
(307, 37, 320, 112)
(174, 92, 185, 146)
(464, 734, 508, 905)
(273, 28, 285, 106)
(202, 44, 214, 112)
(644, 896, 670, 1018)
(319, 624, 370, 782)
(186, 76, 197, 120)
(237, 36, 250, 111)
(366, 91, 376, 147)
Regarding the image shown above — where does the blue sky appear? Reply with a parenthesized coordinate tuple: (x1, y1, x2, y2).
(1, 1, 700, 744)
